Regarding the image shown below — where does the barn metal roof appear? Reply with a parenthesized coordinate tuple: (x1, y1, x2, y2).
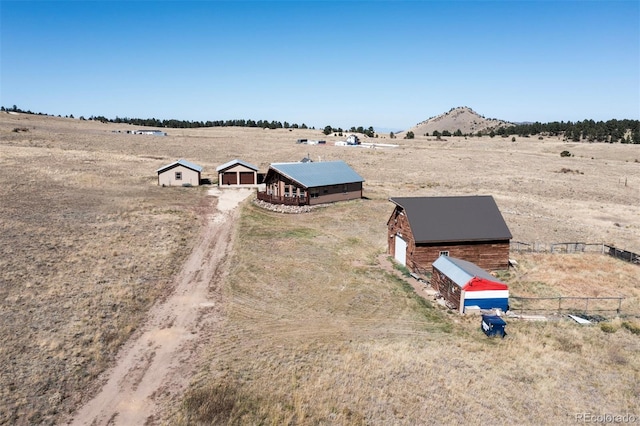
(156, 159, 203, 173)
(216, 158, 258, 172)
(269, 160, 364, 188)
(432, 256, 502, 287)
(389, 196, 512, 243)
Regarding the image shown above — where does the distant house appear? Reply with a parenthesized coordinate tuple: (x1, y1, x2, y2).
(156, 159, 203, 187)
(130, 129, 167, 136)
(216, 159, 259, 186)
(346, 134, 360, 145)
(387, 196, 512, 272)
(432, 255, 509, 314)
(257, 160, 364, 206)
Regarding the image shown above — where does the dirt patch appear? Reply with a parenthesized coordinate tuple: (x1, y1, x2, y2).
(69, 189, 252, 425)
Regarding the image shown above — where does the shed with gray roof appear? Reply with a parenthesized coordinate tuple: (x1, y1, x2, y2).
(258, 160, 364, 206)
(387, 196, 512, 272)
(157, 159, 203, 187)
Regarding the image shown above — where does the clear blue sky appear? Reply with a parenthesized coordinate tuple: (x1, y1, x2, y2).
(1, 1, 638, 130)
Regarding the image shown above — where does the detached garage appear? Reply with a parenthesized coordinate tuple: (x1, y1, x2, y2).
(432, 255, 509, 314)
(216, 159, 259, 186)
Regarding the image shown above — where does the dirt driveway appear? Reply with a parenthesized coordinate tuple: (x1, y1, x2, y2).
(69, 187, 253, 425)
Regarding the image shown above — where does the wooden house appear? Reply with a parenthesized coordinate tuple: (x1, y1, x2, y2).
(387, 196, 512, 272)
(216, 159, 259, 186)
(432, 255, 509, 314)
(156, 159, 203, 187)
(258, 160, 364, 206)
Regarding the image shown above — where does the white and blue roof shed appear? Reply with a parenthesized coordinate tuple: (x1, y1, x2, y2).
(432, 256, 509, 314)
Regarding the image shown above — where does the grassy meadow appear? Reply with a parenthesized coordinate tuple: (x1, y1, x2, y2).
(0, 113, 639, 425)
(171, 198, 640, 425)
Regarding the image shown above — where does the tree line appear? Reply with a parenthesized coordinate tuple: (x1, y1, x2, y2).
(501, 119, 640, 143)
(424, 119, 640, 144)
(323, 125, 376, 138)
(0, 105, 313, 130)
(3, 105, 638, 143)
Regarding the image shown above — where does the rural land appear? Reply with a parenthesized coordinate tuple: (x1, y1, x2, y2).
(1, 108, 639, 425)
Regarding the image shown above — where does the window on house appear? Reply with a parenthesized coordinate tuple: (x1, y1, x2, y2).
(310, 189, 319, 198)
(343, 184, 348, 193)
(175, 171, 182, 180)
(439, 251, 449, 257)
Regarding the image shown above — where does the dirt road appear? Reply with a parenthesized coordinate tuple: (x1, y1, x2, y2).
(69, 187, 253, 426)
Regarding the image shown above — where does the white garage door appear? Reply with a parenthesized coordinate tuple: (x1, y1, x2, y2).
(394, 235, 407, 266)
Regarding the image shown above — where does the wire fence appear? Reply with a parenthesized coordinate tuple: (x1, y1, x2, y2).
(510, 242, 639, 266)
(509, 296, 624, 318)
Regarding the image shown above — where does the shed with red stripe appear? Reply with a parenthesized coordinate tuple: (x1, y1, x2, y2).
(432, 255, 509, 314)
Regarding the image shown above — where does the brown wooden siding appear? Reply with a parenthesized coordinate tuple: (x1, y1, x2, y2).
(309, 182, 362, 205)
(260, 174, 362, 206)
(410, 241, 510, 272)
(256, 191, 308, 205)
(387, 206, 510, 272)
(431, 269, 462, 310)
(387, 207, 415, 262)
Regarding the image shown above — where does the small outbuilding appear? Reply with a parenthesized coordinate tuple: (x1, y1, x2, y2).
(156, 159, 203, 187)
(387, 195, 512, 272)
(216, 159, 259, 186)
(432, 255, 509, 314)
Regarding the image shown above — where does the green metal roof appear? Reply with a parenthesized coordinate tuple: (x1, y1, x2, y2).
(269, 160, 364, 188)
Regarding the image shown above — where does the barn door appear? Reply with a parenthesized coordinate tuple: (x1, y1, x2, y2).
(394, 235, 407, 266)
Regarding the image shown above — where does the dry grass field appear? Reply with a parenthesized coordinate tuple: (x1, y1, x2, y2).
(1, 112, 639, 425)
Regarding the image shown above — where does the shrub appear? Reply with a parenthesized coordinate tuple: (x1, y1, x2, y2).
(560, 150, 572, 157)
(622, 321, 640, 335)
(600, 322, 618, 333)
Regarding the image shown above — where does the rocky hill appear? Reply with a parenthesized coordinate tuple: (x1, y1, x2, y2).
(406, 106, 514, 136)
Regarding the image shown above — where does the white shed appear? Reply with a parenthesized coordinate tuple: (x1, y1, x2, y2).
(156, 159, 203, 187)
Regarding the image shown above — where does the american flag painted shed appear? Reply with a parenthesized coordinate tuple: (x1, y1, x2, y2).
(432, 255, 509, 314)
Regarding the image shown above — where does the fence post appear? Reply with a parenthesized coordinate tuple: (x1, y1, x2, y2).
(585, 298, 589, 314)
(558, 297, 562, 314)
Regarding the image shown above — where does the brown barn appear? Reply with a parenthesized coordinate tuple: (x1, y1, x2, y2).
(216, 159, 259, 186)
(387, 196, 512, 272)
(258, 160, 364, 206)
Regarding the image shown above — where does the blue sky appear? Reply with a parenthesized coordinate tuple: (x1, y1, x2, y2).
(1, 1, 638, 130)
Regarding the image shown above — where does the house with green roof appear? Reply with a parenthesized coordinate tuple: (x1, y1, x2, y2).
(258, 160, 364, 206)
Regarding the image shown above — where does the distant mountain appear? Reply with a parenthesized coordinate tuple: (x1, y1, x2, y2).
(405, 106, 514, 135)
